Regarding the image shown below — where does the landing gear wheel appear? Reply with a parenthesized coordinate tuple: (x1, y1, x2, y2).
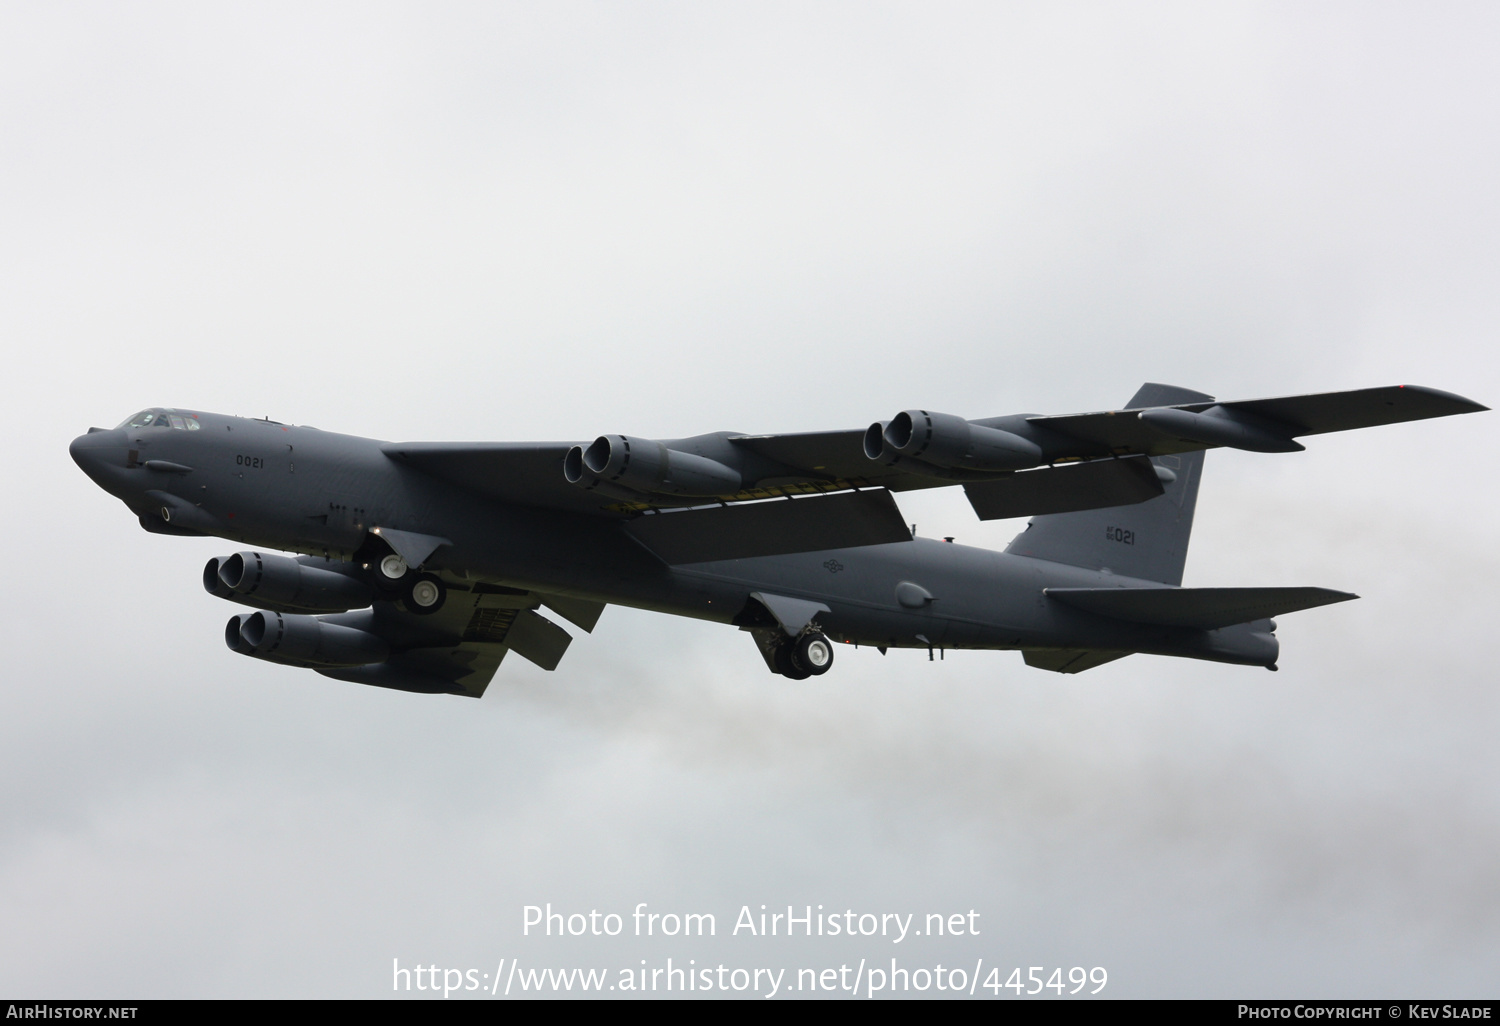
(379, 554, 409, 580)
(793, 632, 834, 676)
(773, 643, 812, 680)
(402, 573, 446, 615)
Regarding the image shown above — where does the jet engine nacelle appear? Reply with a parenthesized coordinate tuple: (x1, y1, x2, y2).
(564, 435, 742, 499)
(207, 551, 376, 613)
(865, 410, 1044, 474)
(225, 610, 390, 668)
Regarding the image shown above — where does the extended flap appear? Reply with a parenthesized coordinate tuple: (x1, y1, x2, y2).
(624, 489, 911, 564)
(963, 456, 1163, 521)
(1022, 649, 1131, 674)
(538, 594, 606, 634)
(505, 608, 573, 671)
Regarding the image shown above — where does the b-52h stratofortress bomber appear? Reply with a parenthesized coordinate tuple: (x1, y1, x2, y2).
(70, 383, 1485, 696)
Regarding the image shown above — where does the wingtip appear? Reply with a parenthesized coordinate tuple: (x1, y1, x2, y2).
(1399, 384, 1490, 413)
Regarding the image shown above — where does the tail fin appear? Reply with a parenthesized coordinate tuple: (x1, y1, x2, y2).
(1005, 383, 1212, 585)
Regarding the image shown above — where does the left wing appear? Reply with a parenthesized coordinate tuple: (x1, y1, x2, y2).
(383, 383, 1486, 525)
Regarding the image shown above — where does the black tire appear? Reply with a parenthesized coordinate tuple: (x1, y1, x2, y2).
(793, 632, 834, 676)
(372, 552, 409, 592)
(402, 573, 446, 615)
(773, 643, 811, 680)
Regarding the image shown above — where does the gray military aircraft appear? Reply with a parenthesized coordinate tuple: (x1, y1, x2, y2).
(70, 383, 1485, 696)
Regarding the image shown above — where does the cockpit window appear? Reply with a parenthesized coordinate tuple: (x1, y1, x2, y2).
(114, 409, 201, 430)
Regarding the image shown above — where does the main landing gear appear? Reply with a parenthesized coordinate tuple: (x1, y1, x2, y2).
(773, 631, 834, 680)
(371, 551, 447, 615)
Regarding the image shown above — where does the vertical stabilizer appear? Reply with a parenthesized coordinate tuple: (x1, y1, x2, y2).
(1005, 383, 1212, 585)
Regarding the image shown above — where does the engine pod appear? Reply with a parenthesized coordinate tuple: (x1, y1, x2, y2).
(232, 611, 390, 668)
(876, 411, 1044, 474)
(566, 435, 742, 498)
(214, 551, 376, 612)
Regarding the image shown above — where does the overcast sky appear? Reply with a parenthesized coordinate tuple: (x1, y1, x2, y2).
(3, 1, 1499, 999)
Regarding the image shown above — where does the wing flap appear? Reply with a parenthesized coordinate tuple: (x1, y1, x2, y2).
(963, 455, 1163, 520)
(1045, 586, 1357, 630)
(624, 490, 912, 564)
(505, 608, 573, 671)
(1022, 649, 1131, 674)
(539, 594, 606, 633)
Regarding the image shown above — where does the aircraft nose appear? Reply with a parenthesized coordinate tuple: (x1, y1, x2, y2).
(70, 428, 126, 482)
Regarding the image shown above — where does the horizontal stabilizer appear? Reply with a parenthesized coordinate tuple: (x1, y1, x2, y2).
(1044, 586, 1357, 630)
(625, 489, 911, 564)
(1022, 649, 1131, 674)
(963, 455, 1163, 521)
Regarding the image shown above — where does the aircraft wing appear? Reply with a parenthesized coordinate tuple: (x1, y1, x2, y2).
(381, 442, 611, 516)
(1026, 384, 1487, 456)
(381, 435, 941, 511)
(383, 384, 1485, 529)
(382, 435, 1175, 539)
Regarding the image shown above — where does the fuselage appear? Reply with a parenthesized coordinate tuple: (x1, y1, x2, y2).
(70, 407, 1276, 668)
